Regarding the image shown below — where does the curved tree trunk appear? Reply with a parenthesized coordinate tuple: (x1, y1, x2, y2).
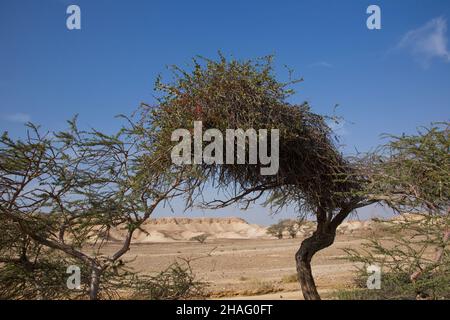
(294, 203, 357, 300)
(295, 228, 336, 300)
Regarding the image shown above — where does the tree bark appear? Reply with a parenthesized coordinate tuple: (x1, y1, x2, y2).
(89, 266, 101, 300)
(295, 229, 336, 300)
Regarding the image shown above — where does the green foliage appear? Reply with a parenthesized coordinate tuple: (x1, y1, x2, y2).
(145, 53, 361, 217)
(266, 219, 303, 239)
(0, 216, 138, 300)
(0, 216, 76, 299)
(336, 272, 430, 300)
(357, 122, 449, 215)
(342, 124, 450, 300)
(0, 247, 85, 299)
(266, 221, 285, 239)
(282, 219, 303, 238)
(0, 119, 188, 299)
(130, 261, 207, 300)
(341, 215, 450, 300)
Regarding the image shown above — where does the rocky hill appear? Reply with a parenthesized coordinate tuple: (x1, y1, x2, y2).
(105, 217, 269, 243)
(100, 214, 423, 243)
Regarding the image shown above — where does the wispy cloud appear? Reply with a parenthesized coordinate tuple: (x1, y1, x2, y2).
(308, 61, 332, 68)
(396, 17, 450, 68)
(4, 113, 32, 124)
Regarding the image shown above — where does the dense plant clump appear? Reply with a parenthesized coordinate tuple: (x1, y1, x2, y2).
(266, 219, 304, 239)
(190, 234, 208, 244)
(354, 122, 449, 215)
(144, 54, 361, 215)
(341, 123, 449, 300)
(131, 261, 207, 300)
(0, 119, 191, 299)
(340, 215, 450, 300)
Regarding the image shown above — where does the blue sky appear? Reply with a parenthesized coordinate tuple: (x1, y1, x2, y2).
(1, 0, 449, 224)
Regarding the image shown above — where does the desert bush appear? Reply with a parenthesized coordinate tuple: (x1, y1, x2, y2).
(281, 273, 298, 283)
(238, 276, 249, 281)
(282, 219, 304, 239)
(267, 219, 303, 239)
(337, 269, 450, 300)
(0, 118, 193, 299)
(341, 215, 450, 300)
(190, 234, 208, 244)
(0, 250, 87, 299)
(285, 223, 298, 239)
(0, 217, 138, 300)
(248, 279, 278, 295)
(266, 222, 284, 239)
(356, 122, 449, 216)
(131, 261, 207, 300)
(0, 216, 84, 299)
(340, 123, 450, 300)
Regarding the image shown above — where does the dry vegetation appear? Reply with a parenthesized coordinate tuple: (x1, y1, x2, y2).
(1, 54, 448, 300)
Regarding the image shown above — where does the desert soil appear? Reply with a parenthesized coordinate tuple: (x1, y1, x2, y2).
(100, 235, 365, 300)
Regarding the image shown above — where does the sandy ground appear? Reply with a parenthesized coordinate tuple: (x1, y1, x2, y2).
(100, 234, 365, 299)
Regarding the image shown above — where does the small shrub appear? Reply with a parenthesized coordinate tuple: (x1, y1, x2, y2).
(340, 215, 450, 300)
(266, 222, 284, 239)
(249, 279, 278, 295)
(131, 261, 207, 300)
(267, 219, 305, 239)
(337, 270, 450, 300)
(281, 219, 304, 239)
(190, 234, 208, 244)
(281, 273, 298, 283)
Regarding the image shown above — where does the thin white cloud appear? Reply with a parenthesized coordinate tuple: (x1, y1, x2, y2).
(309, 61, 332, 68)
(397, 17, 450, 68)
(4, 113, 32, 123)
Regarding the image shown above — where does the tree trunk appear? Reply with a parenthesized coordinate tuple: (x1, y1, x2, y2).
(89, 267, 101, 300)
(295, 229, 336, 300)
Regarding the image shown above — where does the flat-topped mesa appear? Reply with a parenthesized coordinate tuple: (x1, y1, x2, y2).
(145, 217, 249, 225)
(106, 216, 271, 243)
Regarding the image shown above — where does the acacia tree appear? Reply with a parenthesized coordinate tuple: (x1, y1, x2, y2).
(283, 219, 303, 239)
(344, 123, 449, 299)
(142, 54, 373, 299)
(357, 122, 449, 217)
(0, 214, 90, 299)
(266, 219, 302, 239)
(0, 119, 191, 299)
(266, 221, 285, 239)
